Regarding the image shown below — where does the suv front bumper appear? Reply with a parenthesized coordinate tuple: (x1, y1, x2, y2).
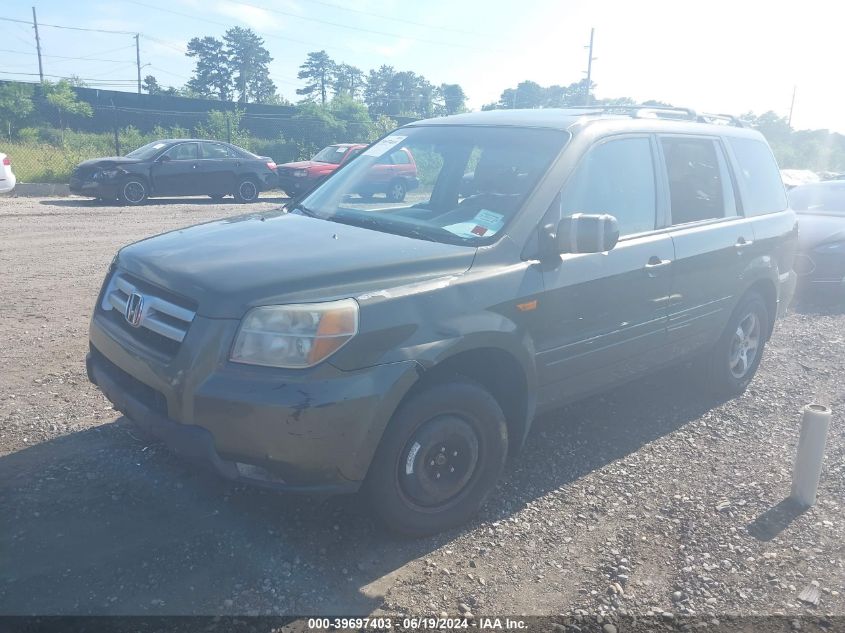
(87, 312, 420, 492)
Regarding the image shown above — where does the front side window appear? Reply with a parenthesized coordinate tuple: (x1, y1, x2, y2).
(662, 137, 726, 224)
(296, 126, 568, 246)
(727, 137, 787, 216)
(562, 137, 656, 236)
(164, 143, 199, 161)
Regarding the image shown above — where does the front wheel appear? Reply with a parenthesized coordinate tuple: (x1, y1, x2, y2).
(117, 179, 147, 206)
(364, 378, 508, 536)
(703, 291, 769, 396)
(234, 178, 260, 203)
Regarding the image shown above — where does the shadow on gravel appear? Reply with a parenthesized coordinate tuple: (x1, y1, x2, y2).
(746, 497, 807, 541)
(38, 196, 289, 208)
(790, 289, 845, 316)
(0, 365, 727, 616)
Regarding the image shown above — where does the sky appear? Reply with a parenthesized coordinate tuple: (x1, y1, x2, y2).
(1, 0, 843, 132)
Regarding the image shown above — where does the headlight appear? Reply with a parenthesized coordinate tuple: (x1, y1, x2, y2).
(814, 241, 845, 253)
(293, 169, 308, 177)
(230, 299, 359, 368)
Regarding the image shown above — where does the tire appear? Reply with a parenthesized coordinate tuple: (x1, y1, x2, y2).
(117, 178, 148, 206)
(234, 178, 260, 203)
(386, 179, 407, 203)
(703, 291, 769, 396)
(208, 194, 226, 201)
(364, 377, 508, 537)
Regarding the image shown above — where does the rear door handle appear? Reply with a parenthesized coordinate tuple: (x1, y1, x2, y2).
(644, 256, 672, 276)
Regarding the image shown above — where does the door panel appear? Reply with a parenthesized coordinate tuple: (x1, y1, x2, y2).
(198, 142, 238, 194)
(659, 136, 754, 357)
(534, 135, 673, 407)
(536, 233, 675, 404)
(151, 142, 200, 195)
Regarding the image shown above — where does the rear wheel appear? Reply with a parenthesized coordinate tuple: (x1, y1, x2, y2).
(703, 291, 769, 396)
(364, 377, 508, 536)
(234, 178, 260, 203)
(117, 179, 147, 206)
(386, 179, 406, 203)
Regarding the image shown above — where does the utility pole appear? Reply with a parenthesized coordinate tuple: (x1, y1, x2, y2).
(583, 27, 595, 105)
(32, 6, 44, 83)
(135, 34, 142, 94)
(788, 85, 796, 128)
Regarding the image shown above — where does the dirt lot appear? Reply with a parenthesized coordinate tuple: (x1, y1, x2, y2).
(1, 195, 844, 624)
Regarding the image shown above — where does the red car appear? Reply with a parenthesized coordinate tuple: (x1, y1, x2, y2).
(277, 143, 419, 201)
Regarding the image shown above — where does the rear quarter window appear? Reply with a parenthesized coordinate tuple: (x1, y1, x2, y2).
(727, 137, 787, 216)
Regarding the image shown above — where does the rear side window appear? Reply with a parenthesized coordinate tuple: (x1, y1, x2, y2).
(562, 137, 656, 237)
(202, 143, 236, 159)
(727, 137, 787, 215)
(662, 137, 727, 224)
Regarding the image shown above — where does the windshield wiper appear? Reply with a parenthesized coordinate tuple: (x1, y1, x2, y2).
(331, 212, 471, 245)
(290, 204, 319, 218)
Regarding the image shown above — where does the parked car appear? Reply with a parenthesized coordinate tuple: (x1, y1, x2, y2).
(86, 107, 796, 536)
(0, 152, 16, 194)
(69, 139, 278, 205)
(277, 142, 418, 201)
(787, 181, 845, 293)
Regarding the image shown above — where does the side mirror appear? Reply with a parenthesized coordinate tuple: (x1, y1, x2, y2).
(556, 213, 620, 254)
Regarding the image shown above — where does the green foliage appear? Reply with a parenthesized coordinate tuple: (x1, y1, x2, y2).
(440, 84, 467, 115)
(333, 64, 365, 100)
(0, 82, 34, 138)
(297, 50, 337, 107)
(42, 80, 93, 130)
(369, 114, 399, 141)
(186, 28, 276, 104)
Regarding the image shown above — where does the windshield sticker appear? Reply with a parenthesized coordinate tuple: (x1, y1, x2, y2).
(363, 135, 407, 157)
(153, 143, 166, 149)
(443, 210, 505, 239)
(336, 146, 347, 152)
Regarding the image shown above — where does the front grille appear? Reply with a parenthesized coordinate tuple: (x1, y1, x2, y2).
(100, 272, 196, 357)
(91, 345, 168, 417)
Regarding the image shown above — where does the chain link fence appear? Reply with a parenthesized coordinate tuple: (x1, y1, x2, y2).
(1, 81, 409, 184)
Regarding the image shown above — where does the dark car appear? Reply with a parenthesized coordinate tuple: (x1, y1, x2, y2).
(788, 181, 845, 293)
(86, 107, 796, 535)
(277, 143, 418, 201)
(69, 139, 278, 205)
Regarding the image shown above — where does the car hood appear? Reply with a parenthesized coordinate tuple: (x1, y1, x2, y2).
(76, 157, 143, 169)
(278, 160, 332, 171)
(797, 213, 845, 249)
(117, 211, 476, 318)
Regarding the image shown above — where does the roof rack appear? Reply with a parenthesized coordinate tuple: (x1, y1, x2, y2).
(562, 105, 745, 127)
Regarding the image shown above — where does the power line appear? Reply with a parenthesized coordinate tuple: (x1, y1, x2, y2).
(0, 48, 133, 63)
(0, 15, 136, 35)
(0, 70, 137, 82)
(301, 0, 492, 37)
(223, 0, 506, 53)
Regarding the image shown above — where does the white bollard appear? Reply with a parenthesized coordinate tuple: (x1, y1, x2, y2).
(790, 404, 832, 507)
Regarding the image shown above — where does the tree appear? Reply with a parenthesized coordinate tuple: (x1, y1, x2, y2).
(42, 80, 93, 138)
(186, 36, 232, 101)
(142, 75, 161, 95)
(330, 94, 373, 141)
(364, 65, 396, 117)
(224, 27, 276, 104)
(333, 63, 365, 100)
(0, 82, 34, 138)
(440, 84, 467, 115)
(297, 50, 336, 107)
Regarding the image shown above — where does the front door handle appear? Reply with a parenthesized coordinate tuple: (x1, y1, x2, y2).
(644, 256, 672, 277)
(735, 237, 754, 250)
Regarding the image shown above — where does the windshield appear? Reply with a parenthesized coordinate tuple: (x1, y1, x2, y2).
(312, 145, 349, 164)
(296, 126, 568, 245)
(125, 141, 169, 160)
(788, 183, 845, 215)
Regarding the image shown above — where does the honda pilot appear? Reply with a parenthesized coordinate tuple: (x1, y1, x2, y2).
(87, 107, 797, 535)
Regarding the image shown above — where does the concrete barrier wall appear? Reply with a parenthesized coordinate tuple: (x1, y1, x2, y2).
(3, 184, 72, 197)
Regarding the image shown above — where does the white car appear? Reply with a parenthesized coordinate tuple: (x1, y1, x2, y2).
(0, 152, 16, 193)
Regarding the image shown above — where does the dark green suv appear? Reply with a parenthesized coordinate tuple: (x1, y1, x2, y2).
(87, 107, 797, 535)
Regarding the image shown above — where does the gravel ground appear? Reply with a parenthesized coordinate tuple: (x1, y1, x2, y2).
(1, 195, 844, 626)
